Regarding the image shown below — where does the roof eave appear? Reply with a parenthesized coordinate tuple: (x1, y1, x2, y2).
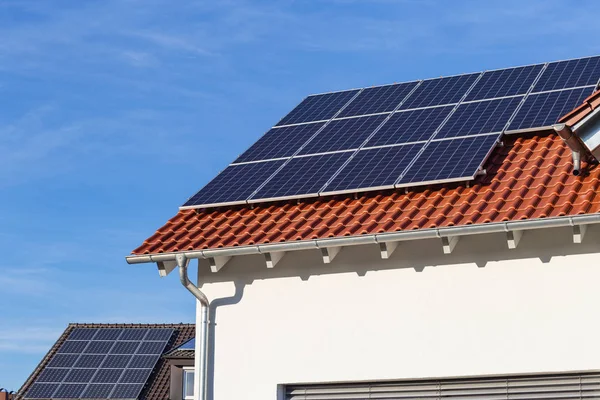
(126, 213, 600, 272)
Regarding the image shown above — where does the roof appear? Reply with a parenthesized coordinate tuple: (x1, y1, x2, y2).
(131, 128, 600, 256)
(560, 89, 600, 127)
(18, 323, 195, 400)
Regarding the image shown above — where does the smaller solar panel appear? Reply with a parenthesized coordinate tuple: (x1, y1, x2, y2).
(337, 82, 419, 117)
(25, 383, 59, 399)
(119, 369, 152, 384)
(435, 97, 523, 139)
(53, 383, 87, 398)
(110, 384, 145, 399)
(276, 89, 359, 126)
(57, 341, 88, 354)
(144, 328, 174, 341)
(399, 73, 480, 110)
(177, 338, 195, 350)
(507, 87, 594, 131)
(47, 354, 79, 368)
(398, 135, 498, 185)
(36, 368, 70, 383)
(93, 369, 125, 384)
(534, 56, 600, 92)
(137, 341, 167, 355)
(101, 355, 132, 369)
(111, 341, 140, 355)
(234, 122, 325, 163)
(84, 341, 115, 354)
(322, 144, 422, 193)
(298, 115, 387, 155)
(250, 153, 351, 200)
(119, 329, 148, 341)
(75, 354, 106, 368)
(68, 329, 98, 341)
(64, 368, 97, 383)
(365, 106, 453, 147)
(182, 160, 285, 207)
(82, 384, 115, 399)
(465, 64, 544, 101)
(129, 355, 159, 369)
(94, 329, 123, 341)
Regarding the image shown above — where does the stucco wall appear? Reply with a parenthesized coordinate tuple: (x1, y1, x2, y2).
(195, 225, 600, 399)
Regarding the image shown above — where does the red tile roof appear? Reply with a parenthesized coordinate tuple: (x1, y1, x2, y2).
(18, 323, 195, 400)
(132, 128, 600, 256)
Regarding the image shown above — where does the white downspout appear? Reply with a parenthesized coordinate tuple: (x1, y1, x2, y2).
(176, 254, 209, 400)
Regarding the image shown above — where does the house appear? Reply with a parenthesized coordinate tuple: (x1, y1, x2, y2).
(126, 56, 600, 400)
(17, 324, 195, 400)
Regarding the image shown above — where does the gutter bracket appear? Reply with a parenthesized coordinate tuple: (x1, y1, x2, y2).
(208, 256, 231, 273)
(264, 251, 285, 268)
(573, 224, 587, 243)
(321, 246, 341, 263)
(379, 241, 398, 259)
(157, 260, 177, 277)
(441, 236, 459, 254)
(507, 230, 523, 249)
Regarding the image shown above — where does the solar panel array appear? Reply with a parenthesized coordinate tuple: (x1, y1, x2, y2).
(24, 328, 174, 400)
(183, 56, 600, 209)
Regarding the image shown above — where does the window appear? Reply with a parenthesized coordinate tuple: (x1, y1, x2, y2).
(182, 368, 194, 400)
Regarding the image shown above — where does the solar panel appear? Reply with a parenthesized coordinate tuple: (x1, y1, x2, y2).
(465, 64, 544, 101)
(36, 368, 69, 383)
(399, 73, 480, 110)
(177, 338, 195, 350)
(365, 106, 453, 147)
(298, 115, 387, 155)
(47, 354, 79, 368)
(337, 82, 419, 117)
(119, 329, 148, 341)
(57, 341, 88, 354)
(276, 89, 359, 126)
(95, 329, 123, 341)
(182, 56, 600, 209)
(24, 327, 174, 400)
(398, 135, 498, 185)
(136, 341, 167, 355)
(101, 355, 132, 369)
(533, 56, 600, 92)
(507, 87, 594, 132)
(64, 369, 97, 383)
(53, 383, 87, 398)
(68, 328, 98, 341)
(82, 384, 115, 399)
(234, 122, 325, 163)
(110, 384, 144, 399)
(75, 354, 106, 368)
(250, 153, 351, 201)
(111, 341, 140, 355)
(85, 341, 114, 354)
(322, 144, 423, 194)
(93, 369, 125, 384)
(119, 369, 152, 384)
(25, 383, 60, 399)
(435, 97, 523, 139)
(182, 160, 285, 207)
(129, 355, 159, 369)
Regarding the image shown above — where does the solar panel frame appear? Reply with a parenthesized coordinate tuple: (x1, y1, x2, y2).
(94, 329, 124, 341)
(84, 341, 115, 354)
(52, 383, 87, 399)
(101, 355, 133, 369)
(109, 383, 145, 399)
(64, 368, 97, 383)
(47, 354, 79, 368)
(74, 354, 106, 368)
(136, 341, 168, 355)
(82, 383, 116, 399)
(532, 55, 600, 93)
(398, 72, 481, 110)
(128, 355, 159, 369)
(119, 369, 152, 384)
(92, 369, 126, 384)
(57, 341, 89, 354)
(119, 329, 148, 341)
(144, 328, 174, 341)
(68, 329, 98, 341)
(36, 368, 70, 383)
(464, 64, 544, 102)
(24, 383, 60, 399)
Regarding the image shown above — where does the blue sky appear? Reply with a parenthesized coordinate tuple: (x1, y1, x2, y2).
(1, 0, 600, 390)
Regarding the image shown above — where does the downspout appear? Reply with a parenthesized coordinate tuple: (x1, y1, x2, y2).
(176, 254, 209, 400)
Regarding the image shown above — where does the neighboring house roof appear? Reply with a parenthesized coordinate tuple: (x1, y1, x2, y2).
(163, 338, 194, 360)
(18, 323, 194, 400)
(131, 128, 600, 256)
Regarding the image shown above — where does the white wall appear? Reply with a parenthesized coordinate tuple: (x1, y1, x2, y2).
(195, 225, 600, 399)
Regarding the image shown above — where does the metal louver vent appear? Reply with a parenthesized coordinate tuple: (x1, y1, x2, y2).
(285, 371, 600, 400)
